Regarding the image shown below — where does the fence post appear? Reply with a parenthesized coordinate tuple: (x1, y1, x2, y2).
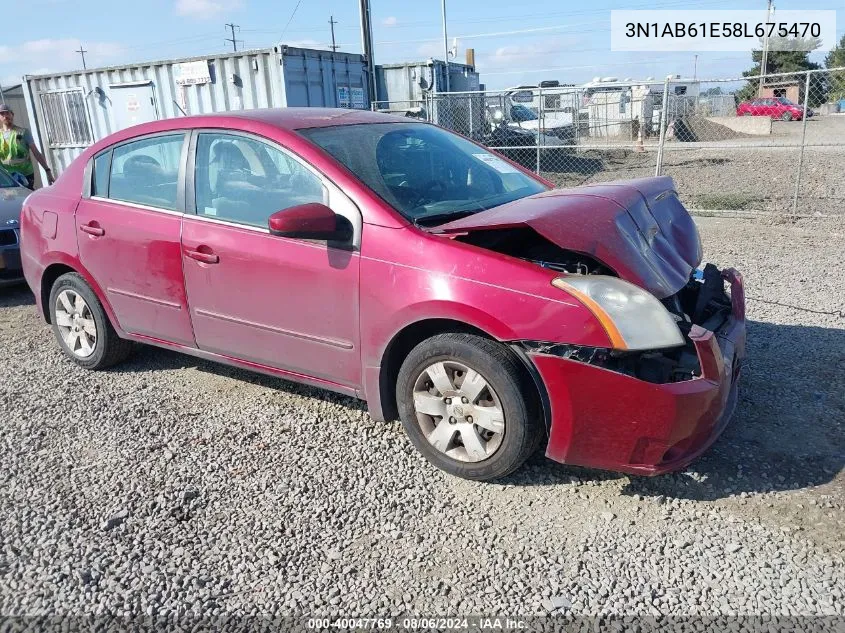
(536, 87, 543, 174)
(655, 76, 671, 177)
(791, 71, 812, 216)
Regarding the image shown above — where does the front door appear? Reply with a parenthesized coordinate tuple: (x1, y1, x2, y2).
(110, 83, 158, 130)
(180, 131, 361, 388)
(76, 132, 196, 346)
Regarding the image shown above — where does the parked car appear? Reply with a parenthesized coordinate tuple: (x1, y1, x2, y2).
(0, 166, 29, 286)
(736, 97, 813, 120)
(20, 109, 746, 481)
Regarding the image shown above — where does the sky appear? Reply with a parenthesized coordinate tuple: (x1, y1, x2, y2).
(1, 0, 843, 92)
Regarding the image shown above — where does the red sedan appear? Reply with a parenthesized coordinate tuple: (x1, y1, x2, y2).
(736, 97, 812, 120)
(19, 109, 746, 481)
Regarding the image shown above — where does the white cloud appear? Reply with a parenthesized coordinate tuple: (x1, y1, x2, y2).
(416, 42, 444, 59)
(175, 0, 242, 19)
(381, 16, 398, 27)
(0, 40, 123, 83)
(480, 38, 568, 70)
(0, 39, 123, 66)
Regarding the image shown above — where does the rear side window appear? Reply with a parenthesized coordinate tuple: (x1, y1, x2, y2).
(92, 151, 111, 197)
(108, 134, 184, 210)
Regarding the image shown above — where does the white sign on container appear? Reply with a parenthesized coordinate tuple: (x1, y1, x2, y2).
(351, 87, 365, 109)
(174, 61, 212, 85)
(337, 86, 350, 108)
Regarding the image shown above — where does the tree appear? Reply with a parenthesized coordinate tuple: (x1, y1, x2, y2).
(736, 37, 826, 106)
(825, 34, 845, 102)
(825, 34, 845, 69)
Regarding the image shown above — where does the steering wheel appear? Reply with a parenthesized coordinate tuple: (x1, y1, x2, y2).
(408, 180, 447, 209)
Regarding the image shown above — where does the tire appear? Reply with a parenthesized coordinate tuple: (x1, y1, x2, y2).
(742, 112, 752, 116)
(781, 112, 792, 121)
(396, 333, 543, 481)
(48, 272, 134, 370)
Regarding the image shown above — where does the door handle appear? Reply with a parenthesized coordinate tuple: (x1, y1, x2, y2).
(79, 223, 105, 237)
(184, 249, 219, 264)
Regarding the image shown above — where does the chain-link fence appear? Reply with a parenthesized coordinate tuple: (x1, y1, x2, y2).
(375, 68, 845, 217)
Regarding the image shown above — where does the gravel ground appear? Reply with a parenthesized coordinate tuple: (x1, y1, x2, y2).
(1, 218, 843, 620)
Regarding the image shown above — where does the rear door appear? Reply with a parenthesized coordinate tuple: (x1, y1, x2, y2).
(76, 132, 196, 346)
(180, 130, 362, 387)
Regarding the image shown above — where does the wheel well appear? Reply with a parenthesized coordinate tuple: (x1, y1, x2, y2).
(377, 319, 547, 430)
(40, 264, 76, 323)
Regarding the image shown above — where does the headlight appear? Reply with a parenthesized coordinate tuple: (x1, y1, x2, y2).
(552, 276, 684, 351)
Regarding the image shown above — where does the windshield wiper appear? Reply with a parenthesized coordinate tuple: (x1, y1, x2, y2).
(413, 209, 478, 227)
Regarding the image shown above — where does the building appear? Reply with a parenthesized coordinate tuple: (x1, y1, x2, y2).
(759, 80, 801, 104)
(21, 46, 371, 176)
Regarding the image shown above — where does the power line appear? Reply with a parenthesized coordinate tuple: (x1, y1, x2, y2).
(225, 23, 242, 52)
(329, 15, 340, 52)
(279, 0, 304, 42)
(75, 44, 88, 69)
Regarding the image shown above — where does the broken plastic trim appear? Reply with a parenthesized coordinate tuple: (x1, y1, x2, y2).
(518, 341, 701, 385)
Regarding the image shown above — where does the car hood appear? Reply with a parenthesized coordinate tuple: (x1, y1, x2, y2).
(435, 176, 702, 298)
(0, 186, 29, 225)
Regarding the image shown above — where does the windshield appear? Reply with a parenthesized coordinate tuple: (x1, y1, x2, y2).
(777, 97, 796, 105)
(510, 104, 538, 122)
(0, 166, 18, 188)
(298, 122, 547, 225)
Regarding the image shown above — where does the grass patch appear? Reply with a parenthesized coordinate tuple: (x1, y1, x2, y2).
(689, 193, 763, 210)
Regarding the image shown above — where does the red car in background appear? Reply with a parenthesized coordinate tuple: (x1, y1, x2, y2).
(736, 97, 812, 120)
(19, 109, 746, 481)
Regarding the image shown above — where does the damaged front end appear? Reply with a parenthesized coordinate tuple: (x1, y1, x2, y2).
(518, 263, 739, 385)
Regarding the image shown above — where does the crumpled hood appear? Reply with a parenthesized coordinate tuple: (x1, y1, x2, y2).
(0, 186, 29, 226)
(436, 176, 702, 298)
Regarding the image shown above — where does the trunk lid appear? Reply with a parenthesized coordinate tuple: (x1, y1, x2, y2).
(435, 176, 702, 298)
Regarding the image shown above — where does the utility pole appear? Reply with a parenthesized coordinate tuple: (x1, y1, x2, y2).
(758, 0, 774, 96)
(693, 54, 698, 81)
(76, 44, 88, 70)
(329, 16, 340, 52)
(441, 0, 450, 92)
(225, 23, 241, 52)
(358, 0, 377, 103)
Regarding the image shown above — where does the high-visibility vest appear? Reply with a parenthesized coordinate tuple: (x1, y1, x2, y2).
(0, 126, 34, 177)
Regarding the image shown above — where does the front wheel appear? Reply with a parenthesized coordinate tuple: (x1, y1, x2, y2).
(396, 333, 543, 481)
(781, 112, 793, 121)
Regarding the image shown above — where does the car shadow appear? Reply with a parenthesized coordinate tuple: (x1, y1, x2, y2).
(116, 344, 367, 412)
(502, 320, 845, 501)
(0, 284, 35, 308)
(64, 314, 845, 499)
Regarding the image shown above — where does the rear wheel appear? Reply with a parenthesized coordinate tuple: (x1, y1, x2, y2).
(396, 333, 543, 481)
(49, 273, 133, 370)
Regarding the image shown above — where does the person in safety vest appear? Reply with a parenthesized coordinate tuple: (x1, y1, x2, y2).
(0, 103, 53, 189)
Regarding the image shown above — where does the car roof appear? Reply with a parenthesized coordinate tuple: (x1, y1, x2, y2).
(183, 107, 411, 130)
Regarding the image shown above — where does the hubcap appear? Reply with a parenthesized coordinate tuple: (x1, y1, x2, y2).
(412, 361, 505, 463)
(55, 290, 97, 358)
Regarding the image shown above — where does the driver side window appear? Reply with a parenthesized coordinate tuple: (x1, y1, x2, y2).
(194, 132, 326, 228)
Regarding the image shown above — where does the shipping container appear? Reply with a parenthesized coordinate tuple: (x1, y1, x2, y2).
(374, 60, 482, 136)
(22, 46, 371, 175)
(375, 59, 480, 108)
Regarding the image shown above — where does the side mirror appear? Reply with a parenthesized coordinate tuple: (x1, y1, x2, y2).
(268, 203, 352, 242)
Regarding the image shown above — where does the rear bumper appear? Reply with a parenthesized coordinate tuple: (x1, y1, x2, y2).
(532, 269, 747, 476)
